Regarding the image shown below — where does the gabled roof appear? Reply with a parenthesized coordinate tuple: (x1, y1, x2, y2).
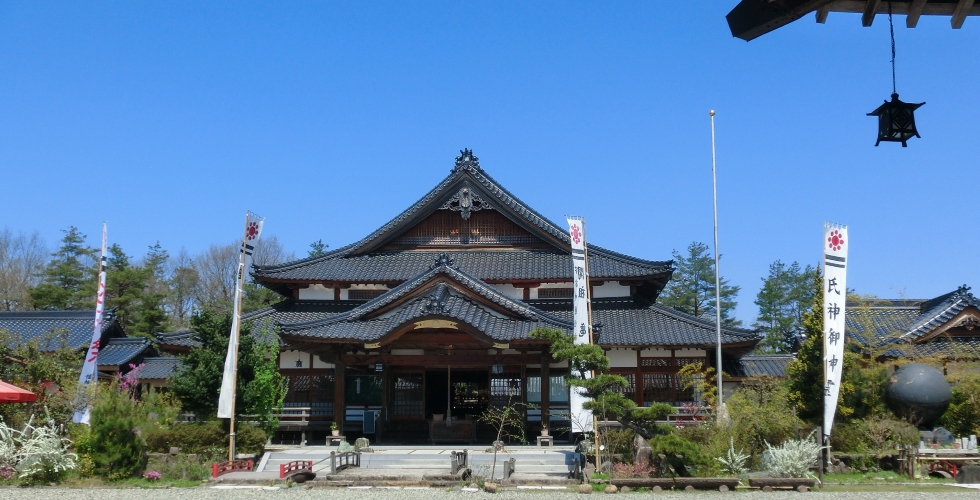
(846, 285, 980, 357)
(155, 330, 201, 351)
(0, 309, 124, 351)
(530, 297, 761, 355)
(254, 150, 672, 292)
(137, 357, 181, 381)
(280, 256, 572, 344)
(97, 337, 152, 367)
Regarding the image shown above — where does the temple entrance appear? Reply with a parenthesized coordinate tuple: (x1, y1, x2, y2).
(424, 369, 489, 421)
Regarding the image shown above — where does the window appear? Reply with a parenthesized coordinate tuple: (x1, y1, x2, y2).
(348, 289, 385, 300)
(538, 288, 573, 299)
(392, 374, 423, 416)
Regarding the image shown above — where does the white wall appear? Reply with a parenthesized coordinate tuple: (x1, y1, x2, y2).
(280, 350, 310, 369)
(675, 348, 706, 357)
(607, 348, 637, 368)
(298, 284, 334, 300)
(641, 348, 672, 357)
(592, 282, 631, 298)
(491, 283, 523, 300)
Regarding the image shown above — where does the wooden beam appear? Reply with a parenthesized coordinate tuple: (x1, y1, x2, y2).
(952, 0, 976, 28)
(726, 0, 837, 41)
(907, 0, 928, 27)
(862, 0, 881, 26)
(816, 5, 831, 23)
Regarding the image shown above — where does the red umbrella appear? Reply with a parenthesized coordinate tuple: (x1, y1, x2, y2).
(0, 380, 37, 403)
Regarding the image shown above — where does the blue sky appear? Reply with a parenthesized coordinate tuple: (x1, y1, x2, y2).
(2, 2, 977, 325)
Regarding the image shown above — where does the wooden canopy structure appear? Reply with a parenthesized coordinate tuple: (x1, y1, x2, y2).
(728, 0, 980, 41)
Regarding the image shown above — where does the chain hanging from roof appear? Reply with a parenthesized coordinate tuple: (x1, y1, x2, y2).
(867, 2, 924, 147)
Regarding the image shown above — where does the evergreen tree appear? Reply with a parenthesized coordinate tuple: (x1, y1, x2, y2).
(30, 226, 96, 310)
(308, 239, 328, 257)
(753, 261, 816, 353)
(104, 243, 170, 338)
(168, 310, 259, 418)
(90, 380, 148, 480)
(659, 241, 741, 327)
(785, 270, 824, 423)
(786, 272, 870, 426)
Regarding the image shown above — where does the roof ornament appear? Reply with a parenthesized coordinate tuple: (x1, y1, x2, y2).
(420, 284, 451, 315)
(453, 148, 481, 173)
(440, 185, 491, 220)
(956, 284, 972, 297)
(431, 253, 455, 269)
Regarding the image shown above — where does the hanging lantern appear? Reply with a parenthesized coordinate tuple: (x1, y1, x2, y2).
(867, 93, 925, 147)
(491, 361, 504, 375)
(868, 2, 924, 148)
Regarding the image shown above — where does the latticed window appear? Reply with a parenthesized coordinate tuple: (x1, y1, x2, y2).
(392, 374, 424, 416)
(388, 209, 538, 246)
(284, 373, 335, 418)
(640, 357, 672, 369)
(490, 376, 522, 407)
(538, 288, 573, 299)
(642, 373, 697, 405)
(348, 289, 385, 300)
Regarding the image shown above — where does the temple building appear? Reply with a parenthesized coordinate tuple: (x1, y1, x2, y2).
(246, 150, 760, 443)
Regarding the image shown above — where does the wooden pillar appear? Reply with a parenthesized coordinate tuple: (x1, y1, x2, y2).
(334, 348, 345, 432)
(540, 351, 550, 427)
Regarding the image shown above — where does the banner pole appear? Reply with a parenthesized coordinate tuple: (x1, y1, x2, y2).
(710, 110, 724, 409)
(227, 213, 249, 462)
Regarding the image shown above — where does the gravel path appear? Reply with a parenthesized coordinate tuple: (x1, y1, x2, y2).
(0, 487, 975, 500)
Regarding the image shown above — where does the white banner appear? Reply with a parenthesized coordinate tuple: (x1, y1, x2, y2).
(217, 212, 264, 419)
(822, 223, 848, 440)
(73, 223, 108, 425)
(566, 216, 593, 433)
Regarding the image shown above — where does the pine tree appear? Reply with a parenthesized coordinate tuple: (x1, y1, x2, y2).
(753, 261, 816, 353)
(659, 241, 741, 327)
(30, 226, 96, 310)
(90, 381, 148, 480)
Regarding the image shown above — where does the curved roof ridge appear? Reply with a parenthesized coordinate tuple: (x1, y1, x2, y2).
(281, 260, 571, 332)
(255, 151, 671, 276)
(902, 286, 980, 341)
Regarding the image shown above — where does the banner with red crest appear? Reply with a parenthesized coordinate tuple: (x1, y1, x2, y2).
(566, 216, 593, 433)
(218, 211, 264, 419)
(823, 222, 848, 441)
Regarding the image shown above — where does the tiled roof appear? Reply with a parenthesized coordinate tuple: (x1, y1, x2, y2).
(255, 151, 671, 287)
(724, 354, 795, 378)
(155, 330, 200, 349)
(529, 297, 761, 352)
(0, 310, 122, 351)
(137, 357, 181, 380)
(97, 337, 151, 367)
(254, 249, 668, 285)
(242, 300, 360, 325)
(281, 262, 572, 342)
(846, 286, 980, 350)
(880, 337, 980, 359)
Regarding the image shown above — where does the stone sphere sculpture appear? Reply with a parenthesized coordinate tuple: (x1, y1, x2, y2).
(885, 363, 951, 427)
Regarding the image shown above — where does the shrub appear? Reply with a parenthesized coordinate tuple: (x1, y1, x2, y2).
(940, 375, 980, 437)
(8, 413, 78, 484)
(144, 420, 266, 457)
(603, 428, 636, 461)
(762, 431, 823, 478)
(90, 382, 147, 480)
(157, 454, 210, 481)
(649, 434, 709, 477)
(726, 379, 801, 466)
(715, 438, 749, 476)
(611, 461, 656, 478)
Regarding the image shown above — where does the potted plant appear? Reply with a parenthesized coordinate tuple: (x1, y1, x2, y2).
(330, 421, 339, 436)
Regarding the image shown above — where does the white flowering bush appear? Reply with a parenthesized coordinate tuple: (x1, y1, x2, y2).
(0, 413, 77, 484)
(762, 430, 823, 478)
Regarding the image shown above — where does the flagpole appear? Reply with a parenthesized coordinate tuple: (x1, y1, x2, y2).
(710, 110, 724, 410)
(580, 219, 601, 473)
(72, 222, 108, 425)
(227, 214, 249, 462)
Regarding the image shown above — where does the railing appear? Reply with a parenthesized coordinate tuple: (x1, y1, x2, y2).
(279, 460, 313, 479)
(212, 459, 253, 478)
(329, 451, 361, 474)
